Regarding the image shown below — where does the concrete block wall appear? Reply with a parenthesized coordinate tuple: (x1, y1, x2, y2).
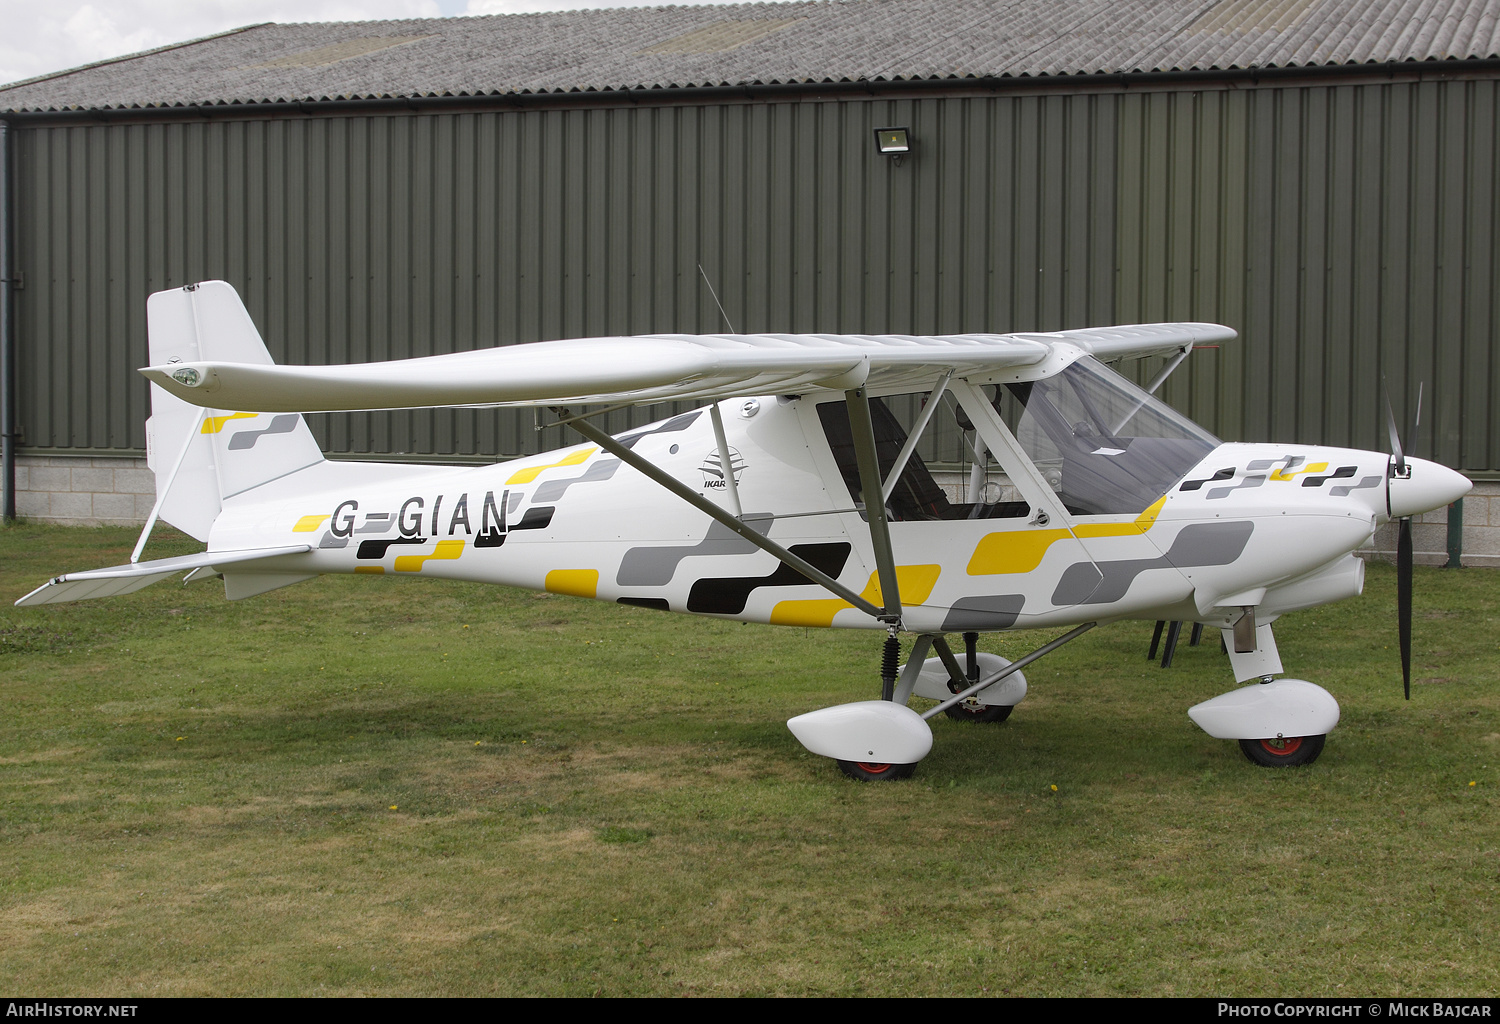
(1367, 481, 1500, 567)
(14, 453, 156, 527)
(930, 470, 1025, 507)
(9, 455, 1499, 567)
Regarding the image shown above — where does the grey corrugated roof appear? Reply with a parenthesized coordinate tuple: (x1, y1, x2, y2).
(4, 0, 1500, 114)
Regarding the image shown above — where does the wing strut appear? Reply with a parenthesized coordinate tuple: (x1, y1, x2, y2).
(708, 403, 743, 518)
(844, 386, 903, 628)
(882, 371, 951, 502)
(551, 405, 885, 619)
(130, 405, 207, 563)
(1110, 343, 1194, 434)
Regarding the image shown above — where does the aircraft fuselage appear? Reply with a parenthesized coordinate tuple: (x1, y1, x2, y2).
(206, 393, 1435, 648)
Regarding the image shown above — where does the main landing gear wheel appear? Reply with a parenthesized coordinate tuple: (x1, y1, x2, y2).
(1237, 734, 1326, 767)
(836, 760, 917, 782)
(942, 700, 1013, 724)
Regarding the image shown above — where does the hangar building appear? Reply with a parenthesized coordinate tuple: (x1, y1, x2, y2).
(1, 0, 1498, 562)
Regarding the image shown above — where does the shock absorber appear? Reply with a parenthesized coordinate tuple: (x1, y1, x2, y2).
(880, 633, 901, 701)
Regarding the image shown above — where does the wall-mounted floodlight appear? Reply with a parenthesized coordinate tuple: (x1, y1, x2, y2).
(873, 126, 911, 165)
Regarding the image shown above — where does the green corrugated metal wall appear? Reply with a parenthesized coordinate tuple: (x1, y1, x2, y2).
(12, 78, 1500, 469)
(1116, 82, 1500, 471)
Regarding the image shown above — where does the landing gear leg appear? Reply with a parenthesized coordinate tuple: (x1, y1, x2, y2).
(837, 632, 932, 780)
(922, 622, 1097, 722)
(933, 631, 1013, 723)
(789, 623, 1097, 781)
(880, 632, 900, 702)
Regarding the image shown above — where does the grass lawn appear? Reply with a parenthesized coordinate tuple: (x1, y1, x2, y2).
(1, 520, 1496, 996)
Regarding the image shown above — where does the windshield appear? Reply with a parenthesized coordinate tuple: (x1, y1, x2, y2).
(1001, 356, 1219, 516)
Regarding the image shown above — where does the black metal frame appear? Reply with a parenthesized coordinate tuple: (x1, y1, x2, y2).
(0, 118, 13, 522)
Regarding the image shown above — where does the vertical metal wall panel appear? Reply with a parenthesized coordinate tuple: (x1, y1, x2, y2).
(1112, 80, 1499, 469)
(1464, 83, 1499, 471)
(11, 81, 1500, 470)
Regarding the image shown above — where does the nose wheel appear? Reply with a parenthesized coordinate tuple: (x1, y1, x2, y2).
(1237, 734, 1326, 767)
(837, 760, 917, 781)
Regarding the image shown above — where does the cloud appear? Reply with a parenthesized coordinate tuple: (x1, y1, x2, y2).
(0, 0, 442, 86)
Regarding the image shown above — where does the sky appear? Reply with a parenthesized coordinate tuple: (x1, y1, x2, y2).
(0, 0, 758, 87)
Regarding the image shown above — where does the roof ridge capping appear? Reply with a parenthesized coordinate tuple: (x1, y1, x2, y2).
(0, 22, 273, 93)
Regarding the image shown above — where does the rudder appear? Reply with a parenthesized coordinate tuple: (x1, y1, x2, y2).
(145, 281, 324, 540)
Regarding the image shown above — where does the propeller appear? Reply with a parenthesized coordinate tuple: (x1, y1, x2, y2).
(1384, 381, 1422, 700)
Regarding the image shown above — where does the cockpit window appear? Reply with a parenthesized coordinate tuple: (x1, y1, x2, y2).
(1001, 356, 1219, 515)
(816, 397, 1030, 522)
(817, 398, 950, 521)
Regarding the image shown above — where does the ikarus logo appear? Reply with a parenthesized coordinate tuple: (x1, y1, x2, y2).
(700, 448, 745, 489)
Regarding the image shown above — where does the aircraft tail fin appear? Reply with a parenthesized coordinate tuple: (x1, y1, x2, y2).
(145, 282, 324, 540)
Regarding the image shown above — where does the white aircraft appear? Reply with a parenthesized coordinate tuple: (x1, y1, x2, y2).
(18, 282, 1471, 780)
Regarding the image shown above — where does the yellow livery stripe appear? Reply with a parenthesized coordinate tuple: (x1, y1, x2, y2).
(768, 599, 850, 627)
(861, 564, 941, 607)
(1270, 462, 1329, 482)
(292, 515, 331, 533)
(770, 565, 941, 628)
(1071, 495, 1168, 539)
(1134, 494, 1167, 531)
(394, 539, 465, 573)
(967, 528, 1073, 575)
(201, 412, 257, 434)
(545, 569, 599, 598)
(506, 447, 596, 485)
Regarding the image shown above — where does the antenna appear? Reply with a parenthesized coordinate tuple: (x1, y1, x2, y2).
(697, 263, 737, 334)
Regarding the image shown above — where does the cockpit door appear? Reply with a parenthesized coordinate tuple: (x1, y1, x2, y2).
(798, 378, 1108, 633)
(943, 379, 1107, 625)
(981, 354, 1223, 618)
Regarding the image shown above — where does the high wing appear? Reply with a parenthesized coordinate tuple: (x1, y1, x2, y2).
(140, 323, 1235, 413)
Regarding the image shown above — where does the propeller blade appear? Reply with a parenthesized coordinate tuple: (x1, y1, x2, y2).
(1410, 382, 1423, 461)
(1397, 516, 1413, 700)
(1383, 379, 1405, 474)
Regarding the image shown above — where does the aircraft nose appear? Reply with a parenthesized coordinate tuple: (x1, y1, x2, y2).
(1388, 457, 1472, 519)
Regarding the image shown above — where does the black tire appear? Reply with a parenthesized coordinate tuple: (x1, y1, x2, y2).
(1237, 734, 1326, 767)
(836, 760, 917, 782)
(942, 702, 1013, 724)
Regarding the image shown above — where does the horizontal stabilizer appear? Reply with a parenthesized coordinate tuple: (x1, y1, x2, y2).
(139, 323, 1236, 413)
(15, 545, 312, 607)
